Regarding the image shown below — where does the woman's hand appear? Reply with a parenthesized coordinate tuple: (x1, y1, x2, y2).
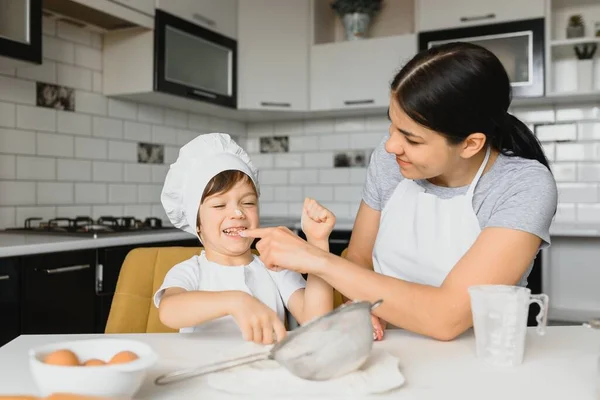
(240, 226, 326, 275)
(230, 292, 288, 345)
(301, 197, 336, 243)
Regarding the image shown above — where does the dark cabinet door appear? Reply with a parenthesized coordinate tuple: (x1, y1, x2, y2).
(0, 258, 20, 346)
(22, 250, 97, 335)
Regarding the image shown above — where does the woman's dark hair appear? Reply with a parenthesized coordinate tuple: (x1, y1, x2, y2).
(391, 42, 551, 171)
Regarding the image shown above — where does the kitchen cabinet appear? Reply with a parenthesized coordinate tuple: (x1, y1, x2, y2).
(155, 0, 238, 39)
(0, 258, 20, 346)
(0, 0, 41, 70)
(310, 34, 416, 111)
(238, 0, 310, 111)
(110, 0, 154, 15)
(416, 0, 545, 32)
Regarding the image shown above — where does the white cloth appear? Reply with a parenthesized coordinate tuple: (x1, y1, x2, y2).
(206, 349, 405, 397)
(153, 251, 306, 333)
(161, 133, 259, 239)
(373, 147, 491, 287)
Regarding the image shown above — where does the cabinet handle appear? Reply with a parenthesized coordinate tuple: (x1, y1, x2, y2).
(344, 99, 374, 106)
(329, 239, 350, 244)
(192, 13, 216, 27)
(96, 263, 104, 294)
(189, 89, 217, 100)
(41, 264, 91, 275)
(260, 102, 291, 108)
(0, 275, 9, 281)
(460, 13, 496, 22)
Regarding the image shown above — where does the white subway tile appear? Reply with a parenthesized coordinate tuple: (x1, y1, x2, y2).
(138, 184, 162, 203)
(304, 118, 334, 134)
(335, 117, 365, 132)
(274, 186, 303, 202)
(177, 129, 198, 146)
(555, 105, 600, 121)
(93, 116, 123, 139)
(287, 202, 304, 219)
(57, 111, 91, 136)
(323, 202, 351, 219)
(17, 61, 56, 84)
(0, 207, 16, 229)
(0, 155, 15, 179)
(578, 164, 600, 182)
(37, 132, 74, 157)
(124, 121, 151, 142)
(512, 107, 555, 124)
(75, 137, 107, 160)
(57, 159, 91, 181)
(535, 124, 576, 142)
(57, 64, 92, 90)
(350, 168, 367, 184)
(91, 32, 102, 49)
(17, 105, 56, 132)
(164, 109, 187, 128)
(251, 154, 274, 169)
(0, 182, 35, 205)
(188, 114, 209, 131)
(151, 165, 169, 183)
(549, 162, 576, 182)
(349, 132, 383, 149)
(557, 183, 598, 203)
(0, 102, 16, 127)
(138, 104, 164, 124)
(366, 115, 390, 131)
(151, 204, 170, 225)
(320, 169, 350, 184)
(555, 143, 595, 161)
(304, 186, 333, 201)
(75, 183, 107, 204)
(247, 122, 274, 137)
(289, 135, 319, 152)
(74, 45, 101, 70)
(123, 205, 152, 219)
(124, 163, 151, 182)
(207, 116, 229, 133)
(541, 143, 555, 162)
(43, 36, 75, 63)
(16, 207, 56, 225)
(319, 134, 349, 150)
(16, 156, 55, 180)
(259, 186, 274, 202)
(243, 138, 259, 154)
(227, 119, 246, 136)
(75, 91, 107, 115)
(93, 161, 123, 182)
(92, 72, 102, 93)
(108, 99, 137, 120)
(0, 128, 35, 154)
(164, 146, 179, 164)
(274, 121, 303, 136)
(274, 153, 302, 168)
(56, 205, 92, 218)
(108, 141, 136, 162)
(109, 184, 137, 204)
(289, 169, 318, 184)
(334, 186, 363, 202)
(57, 21, 91, 45)
(578, 122, 600, 140)
(259, 202, 288, 217)
(260, 170, 287, 185)
(304, 152, 333, 168)
(37, 182, 73, 204)
(42, 16, 56, 36)
(349, 201, 360, 220)
(151, 125, 178, 145)
(0, 76, 35, 104)
(576, 204, 600, 223)
(92, 205, 124, 219)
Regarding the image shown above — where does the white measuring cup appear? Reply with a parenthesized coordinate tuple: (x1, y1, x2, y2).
(468, 285, 549, 367)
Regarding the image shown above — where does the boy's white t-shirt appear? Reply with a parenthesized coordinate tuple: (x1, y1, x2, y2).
(153, 251, 307, 333)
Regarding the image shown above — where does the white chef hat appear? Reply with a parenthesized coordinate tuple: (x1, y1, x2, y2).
(161, 133, 260, 238)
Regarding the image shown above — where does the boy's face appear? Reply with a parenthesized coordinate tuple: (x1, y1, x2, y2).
(197, 179, 259, 264)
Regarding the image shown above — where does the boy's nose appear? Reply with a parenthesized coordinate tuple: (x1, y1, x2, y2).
(233, 209, 245, 218)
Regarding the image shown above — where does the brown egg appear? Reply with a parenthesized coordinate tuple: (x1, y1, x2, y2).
(43, 349, 80, 366)
(83, 358, 106, 366)
(108, 350, 138, 365)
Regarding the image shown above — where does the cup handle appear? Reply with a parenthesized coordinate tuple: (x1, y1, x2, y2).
(529, 293, 549, 335)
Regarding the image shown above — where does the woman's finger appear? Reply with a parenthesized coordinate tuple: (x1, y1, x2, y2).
(262, 320, 274, 345)
(239, 322, 253, 342)
(252, 322, 263, 344)
(272, 318, 287, 343)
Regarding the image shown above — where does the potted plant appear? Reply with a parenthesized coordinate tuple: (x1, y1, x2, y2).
(331, 0, 383, 41)
(567, 15, 585, 38)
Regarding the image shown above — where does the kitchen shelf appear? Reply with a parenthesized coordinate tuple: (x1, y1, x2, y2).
(512, 90, 600, 107)
(551, 37, 600, 48)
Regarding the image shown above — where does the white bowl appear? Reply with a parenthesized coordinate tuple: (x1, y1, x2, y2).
(29, 338, 158, 398)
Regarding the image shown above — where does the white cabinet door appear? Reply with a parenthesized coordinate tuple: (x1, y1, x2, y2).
(156, 0, 237, 39)
(417, 0, 545, 32)
(110, 0, 154, 15)
(310, 34, 416, 111)
(238, 0, 309, 111)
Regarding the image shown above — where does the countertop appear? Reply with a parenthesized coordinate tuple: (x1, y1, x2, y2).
(0, 327, 598, 399)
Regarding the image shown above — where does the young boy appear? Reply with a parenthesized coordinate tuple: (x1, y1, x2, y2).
(154, 133, 334, 344)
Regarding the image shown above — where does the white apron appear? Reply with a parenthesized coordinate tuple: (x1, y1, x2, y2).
(373, 146, 491, 287)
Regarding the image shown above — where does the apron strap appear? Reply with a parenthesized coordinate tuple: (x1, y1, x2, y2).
(466, 146, 491, 198)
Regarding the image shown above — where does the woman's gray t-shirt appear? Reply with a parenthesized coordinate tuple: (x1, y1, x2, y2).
(362, 136, 558, 286)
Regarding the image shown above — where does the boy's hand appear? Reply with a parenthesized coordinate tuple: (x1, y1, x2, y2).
(230, 292, 287, 345)
(301, 197, 336, 242)
(345, 300, 386, 341)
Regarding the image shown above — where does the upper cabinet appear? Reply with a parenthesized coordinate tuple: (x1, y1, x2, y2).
(0, 0, 41, 70)
(238, 0, 310, 112)
(416, 0, 545, 32)
(155, 0, 238, 39)
(110, 0, 154, 15)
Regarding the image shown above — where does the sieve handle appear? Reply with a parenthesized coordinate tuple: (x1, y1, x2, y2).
(154, 351, 270, 386)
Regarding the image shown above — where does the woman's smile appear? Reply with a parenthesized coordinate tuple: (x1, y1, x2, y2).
(396, 157, 412, 168)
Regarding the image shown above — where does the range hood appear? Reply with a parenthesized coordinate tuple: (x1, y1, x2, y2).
(42, 0, 153, 32)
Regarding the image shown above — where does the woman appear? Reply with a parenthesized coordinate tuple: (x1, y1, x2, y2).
(241, 42, 558, 341)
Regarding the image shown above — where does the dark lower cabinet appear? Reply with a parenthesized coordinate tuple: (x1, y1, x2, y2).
(0, 258, 20, 345)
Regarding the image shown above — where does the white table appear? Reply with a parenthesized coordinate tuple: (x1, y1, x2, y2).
(0, 327, 598, 399)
